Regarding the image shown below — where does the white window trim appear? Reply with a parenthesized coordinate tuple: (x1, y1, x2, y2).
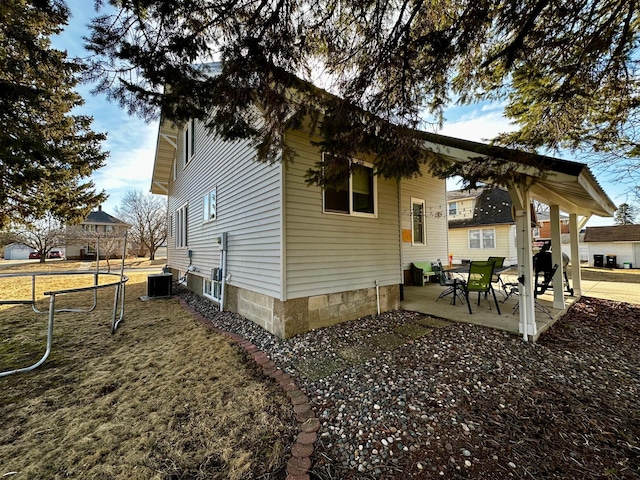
(202, 187, 217, 224)
(183, 119, 195, 168)
(321, 154, 378, 218)
(448, 201, 457, 216)
(175, 203, 188, 248)
(203, 277, 213, 299)
(203, 272, 222, 302)
(468, 227, 496, 249)
(410, 197, 426, 246)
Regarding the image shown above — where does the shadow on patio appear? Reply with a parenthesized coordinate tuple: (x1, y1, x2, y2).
(400, 273, 578, 340)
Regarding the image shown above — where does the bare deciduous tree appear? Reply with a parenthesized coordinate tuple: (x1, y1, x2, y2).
(115, 191, 167, 261)
(7, 215, 66, 263)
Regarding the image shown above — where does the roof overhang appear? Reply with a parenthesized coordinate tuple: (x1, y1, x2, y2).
(419, 132, 617, 218)
(150, 119, 178, 195)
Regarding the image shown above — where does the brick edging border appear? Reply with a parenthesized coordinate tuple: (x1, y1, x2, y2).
(178, 297, 317, 480)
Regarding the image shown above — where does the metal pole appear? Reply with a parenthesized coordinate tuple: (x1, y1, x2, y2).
(0, 294, 56, 377)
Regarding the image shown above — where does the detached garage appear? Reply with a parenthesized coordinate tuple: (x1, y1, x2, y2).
(3, 243, 31, 260)
(584, 225, 640, 268)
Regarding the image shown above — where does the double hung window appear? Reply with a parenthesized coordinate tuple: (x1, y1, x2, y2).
(469, 228, 495, 249)
(176, 204, 188, 248)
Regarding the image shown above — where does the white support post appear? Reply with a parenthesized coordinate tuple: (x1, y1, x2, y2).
(569, 213, 582, 296)
(549, 205, 565, 309)
(508, 184, 536, 341)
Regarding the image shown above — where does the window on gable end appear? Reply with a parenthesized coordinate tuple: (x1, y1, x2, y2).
(183, 119, 195, 166)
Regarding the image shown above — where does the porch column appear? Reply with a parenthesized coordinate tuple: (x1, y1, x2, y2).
(549, 205, 565, 309)
(508, 184, 536, 341)
(569, 213, 583, 295)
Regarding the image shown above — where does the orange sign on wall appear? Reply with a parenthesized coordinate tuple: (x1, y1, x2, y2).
(402, 229, 413, 242)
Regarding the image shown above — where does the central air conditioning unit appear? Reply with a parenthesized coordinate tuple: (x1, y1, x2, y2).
(147, 273, 173, 298)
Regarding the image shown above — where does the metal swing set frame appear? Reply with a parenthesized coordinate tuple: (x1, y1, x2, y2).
(0, 234, 129, 378)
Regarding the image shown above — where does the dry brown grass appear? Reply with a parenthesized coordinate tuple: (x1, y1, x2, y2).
(0, 270, 295, 479)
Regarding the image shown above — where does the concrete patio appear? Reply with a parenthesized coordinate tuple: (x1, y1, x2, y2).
(400, 272, 578, 341)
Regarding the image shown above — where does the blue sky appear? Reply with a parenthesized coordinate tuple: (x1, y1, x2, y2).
(52, 0, 623, 227)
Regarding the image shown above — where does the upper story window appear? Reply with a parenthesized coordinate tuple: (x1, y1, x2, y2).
(469, 228, 495, 249)
(448, 202, 457, 216)
(322, 155, 377, 217)
(183, 119, 195, 166)
(176, 204, 188, 248)
(411, 198, 426, 245)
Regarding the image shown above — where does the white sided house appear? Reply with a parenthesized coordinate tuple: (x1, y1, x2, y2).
(583, 225, 640, 269)
(447, 186, 518, 266)
(152, 118, 448, 338)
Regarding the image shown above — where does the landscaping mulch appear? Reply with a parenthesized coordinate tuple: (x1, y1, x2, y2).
(184, 292, 640, 479)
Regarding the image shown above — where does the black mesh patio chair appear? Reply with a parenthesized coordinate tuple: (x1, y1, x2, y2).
(433, 264, 465, 304)
(487, 256, 507, 297)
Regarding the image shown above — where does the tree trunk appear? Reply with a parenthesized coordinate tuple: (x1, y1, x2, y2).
(39, 256, 45, 264)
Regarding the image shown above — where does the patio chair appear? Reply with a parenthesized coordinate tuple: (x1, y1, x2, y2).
(432, 264, 465, 304)
(487, 256, 507, 297)
(462, 261, 501, 315)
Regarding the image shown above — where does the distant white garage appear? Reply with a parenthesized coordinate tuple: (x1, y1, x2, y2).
(584, 225, 640, 268)
(3, 243, 31, 260)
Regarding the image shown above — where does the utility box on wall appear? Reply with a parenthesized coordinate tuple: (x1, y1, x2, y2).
(148, 273, 172, 297)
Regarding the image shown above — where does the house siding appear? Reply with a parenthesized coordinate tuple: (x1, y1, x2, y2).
(447, 197, 475, 221)
(586, 242, 638, 268)
(167, 120, 282, 298)
(400, 176, 449, 269)
(283, 130, 402, 299)
(448, 224, 515, 265)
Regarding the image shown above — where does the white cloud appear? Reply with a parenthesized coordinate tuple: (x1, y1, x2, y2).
(90, 120, 158, 211)
(438, 109, 517, 143)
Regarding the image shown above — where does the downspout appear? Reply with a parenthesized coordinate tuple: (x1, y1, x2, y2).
(219, 232, 227, 311)
(397, 179, 404, 300)
(375, 280, 381, 315)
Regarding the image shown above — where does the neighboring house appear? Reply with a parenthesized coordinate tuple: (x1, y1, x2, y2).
(66, 206, 130, 259)
(583, 225, 640, 268)
(152, 116, 448, 339)
(535, 211, 588, 262)
(536, 211, 570, 238)
(3, 243, 31, 260)
(447, 186, 518, 266)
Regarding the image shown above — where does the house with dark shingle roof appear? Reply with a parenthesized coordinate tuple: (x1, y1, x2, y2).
(65, 206, 129, 259)
(447, 186, 519, 265)
(583, 225, 640, 268)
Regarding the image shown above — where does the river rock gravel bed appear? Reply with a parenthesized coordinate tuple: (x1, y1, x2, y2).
(181, 291, 640, 479)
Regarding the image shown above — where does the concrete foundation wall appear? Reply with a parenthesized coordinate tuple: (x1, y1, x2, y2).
(173, 268, 400, 338)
